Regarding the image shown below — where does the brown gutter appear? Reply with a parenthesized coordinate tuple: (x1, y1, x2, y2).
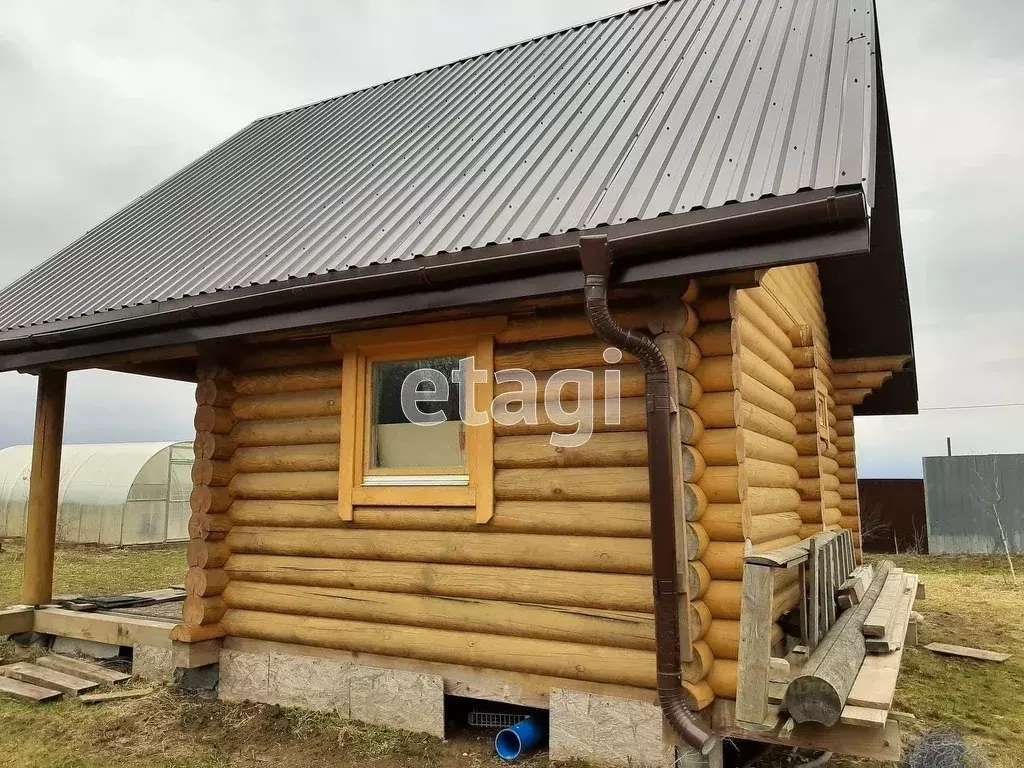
(578, 234, 718, 755)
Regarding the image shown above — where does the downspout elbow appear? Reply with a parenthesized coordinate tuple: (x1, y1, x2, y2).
(578, 234, 719, 755)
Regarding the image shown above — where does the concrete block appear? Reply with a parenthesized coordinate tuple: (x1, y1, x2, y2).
(53, 636, 121, 659)
(219, 649, 271, 704)
(549, 688, 675, 768)
(269, 652, 350, 716)
(349, 665, 444, 739)
(132, 644, 174, 682)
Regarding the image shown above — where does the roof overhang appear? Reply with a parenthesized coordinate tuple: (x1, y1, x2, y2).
(1, 187, 872, 371)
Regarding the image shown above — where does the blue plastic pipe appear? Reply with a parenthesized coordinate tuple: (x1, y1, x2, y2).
(495, 716, 548, 761)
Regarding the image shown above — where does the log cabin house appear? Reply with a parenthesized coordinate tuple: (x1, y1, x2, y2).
(0, 0, 917, 764)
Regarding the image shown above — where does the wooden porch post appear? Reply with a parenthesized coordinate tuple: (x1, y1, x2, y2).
(20, 369, 67, 606)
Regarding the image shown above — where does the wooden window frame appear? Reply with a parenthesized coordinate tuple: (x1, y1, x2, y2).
(333, 317, 505, 524)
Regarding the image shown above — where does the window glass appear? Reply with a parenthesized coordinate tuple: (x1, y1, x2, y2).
(369, 356, 465, 471)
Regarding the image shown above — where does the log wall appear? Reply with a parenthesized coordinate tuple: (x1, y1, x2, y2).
(182, 298, 720, 707)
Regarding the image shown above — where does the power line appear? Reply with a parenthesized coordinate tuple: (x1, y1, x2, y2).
(919, 402, 1024, 412)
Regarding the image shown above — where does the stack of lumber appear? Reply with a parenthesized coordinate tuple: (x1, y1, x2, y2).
(0, 654, 133, 703)
(837, 564, 873, 609)
(861, 569, 918, 654)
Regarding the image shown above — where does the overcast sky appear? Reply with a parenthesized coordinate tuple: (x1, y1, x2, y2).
(0, 0, 1021, 477)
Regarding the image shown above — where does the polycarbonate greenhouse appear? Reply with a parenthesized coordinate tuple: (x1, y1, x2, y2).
(0, 442, 193, 546)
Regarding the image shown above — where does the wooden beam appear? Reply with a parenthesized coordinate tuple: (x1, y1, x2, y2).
(32, 608, 174, 648)
(0, 607, 34, 636)
(172, 639, 223, 668)
(21, 370, 67, 606)
(735, 564, 774, 726)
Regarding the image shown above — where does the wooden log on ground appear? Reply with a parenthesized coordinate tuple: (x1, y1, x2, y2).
(785, 561, 894, 726)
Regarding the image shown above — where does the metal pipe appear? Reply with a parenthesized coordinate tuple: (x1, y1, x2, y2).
(578, 233, 718, 755)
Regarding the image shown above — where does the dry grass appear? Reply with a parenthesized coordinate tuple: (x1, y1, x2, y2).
(2, 546, 1023, 766)
(0, 540, 187, 606)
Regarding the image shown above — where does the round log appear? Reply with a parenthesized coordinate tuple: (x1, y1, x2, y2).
(681, 445, 706, 482)
(492, 396, 647, 437)
(695, 293, 731, 322)
(223, 581, 655, 651)
(654, 333, 701, 374)
(494, 337, 637, 372)
(695, 355, 736, 393)
(232, 443, 340, 474)
(196, 378, 235, 408)
(195, 405, 236, 434)
(739, 348, 795, 399)
(190, 485, 234, 514)
(744, 487, 800, 516)
(796, 501, 824, 523)
(195, 432, 236, 461)
(682, 680, 715, 711)
(230, 471, 338, 501)
(823, 507, 843, 526)
(831, 371, 893, 390)
(688, 523, 710, 560)
(838, 483, 858, 500)
(186, 567, 229, 596)
(700, 466, 742, 503)
(685, 483, 709, 522)
(833, 388, 872, 406)
(835, 419, 854, 437)
(684, 640, 715, 684)
(744, 430, 798, 465)
(836, 467, 857, 484)
(494, 431, 646, 469)
(225, 554, 654, 612)
(187, 540, 230, 569)
(785, 562, 894, 726)
(648, 300, 699, 338)
(696, 429, 743, 466)
(691, 600, 712, 641)
(188, 513, 232, 541)
(740, 401, 797, 443)
(704, 569, 802, 620)
(833, 404, 854, 420)
(225, 526, 653, 575)
(191, 459, 233, 487)
(234, 364, 343, 395)
(222, 608, 657, 689)
(231, 416, 340, 447)
(746, 458, 799, 489)
(693, 321, 733, 357)
(498, 308, 649, 346)
(839, 514, 861, 532)
(789, 347, 815, 368)
(702, 536, 801, 580)
(235, 343, 338, 371)
(735, 290, 792, 353)
(707, 659, 737, 699)
(183, 596, 226, 626)
(695, 391, 741, 429)
(740, 373, 798, 422)
(737, 315, 794, 377)
(232, 389, 342, 421)
(494, 467, 649, 502)
(689, 561, 711, 598)
(704, 619, 784, 662)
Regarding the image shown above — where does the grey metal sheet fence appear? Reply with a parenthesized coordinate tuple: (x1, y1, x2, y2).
(923, 454, 1024, 555)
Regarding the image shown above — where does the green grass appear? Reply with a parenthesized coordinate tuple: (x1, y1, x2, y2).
(2, 545, 1023, 766)
(0, 541, 187, 606)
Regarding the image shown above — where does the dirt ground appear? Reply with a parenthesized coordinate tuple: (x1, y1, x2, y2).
(1, 543, 1022, 767)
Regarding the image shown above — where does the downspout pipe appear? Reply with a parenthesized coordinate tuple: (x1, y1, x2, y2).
(578, 234, 719, 755)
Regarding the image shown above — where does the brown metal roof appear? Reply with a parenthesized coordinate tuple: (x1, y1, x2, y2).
(0, 0, 879, 335)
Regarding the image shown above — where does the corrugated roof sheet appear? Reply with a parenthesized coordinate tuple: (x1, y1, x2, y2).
(0, 0, 876, 332)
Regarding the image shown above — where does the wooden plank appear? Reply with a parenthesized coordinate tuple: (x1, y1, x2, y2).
(807, 537, 820, 649)
(0, 662, 99, 697)
(735, 564, 775, 725)
(848, 666, 899, 710)
(840, 705, 888, 729)
(862, 569, 905, 637)
(0, 607, 34, 636)
(869, 574, 917, 654)
(924, 643, 1010, 663)
(745, 540, 809, 568)
(716, 718, 901, 762)
(799, 561, 809, 646)
(80, 687, 155, 705)
(768, 657, 790, 682)
(172, 639, 222, 669)
(33, 608, 174, 649)
(767, 680, 787, 704)
(0, 675, 62, 702)
(35, 655, 130, 684)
